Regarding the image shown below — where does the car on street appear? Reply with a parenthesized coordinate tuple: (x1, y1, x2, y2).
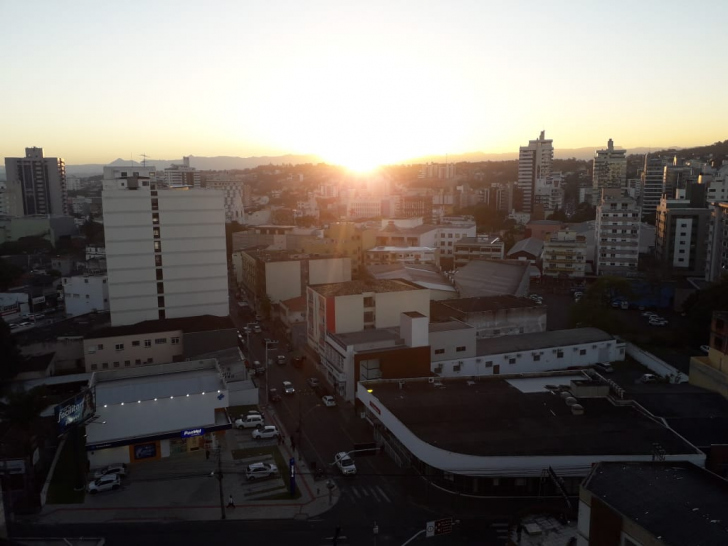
(594, 362, 614, 374)
(641, 311, 656, 317)
(252, 324, 262, 333)
(307, 377, 320, 388)
(700, 345, 711, 354)
(282, 381, 295, 394)
(268, 388, 282, 402)
(243, 327, 252, 335)
(93, 463, 127, 479)
(245, 462, 278, 481)
(252, 425, 280, 439)
(87, 474, 121, 494)
(322, 395, 336, 407)
(277, 355, 286, 365)
(334, 452, 357, 475)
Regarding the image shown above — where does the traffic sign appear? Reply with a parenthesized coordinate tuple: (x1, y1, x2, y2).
(426, 521, 435, 538)
(434, 517, 453, 536)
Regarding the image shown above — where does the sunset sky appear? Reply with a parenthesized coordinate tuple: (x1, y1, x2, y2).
(2, 0, 727, 170)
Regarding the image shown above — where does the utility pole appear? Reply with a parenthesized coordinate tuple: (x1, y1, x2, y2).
(216, 446, 225, 520)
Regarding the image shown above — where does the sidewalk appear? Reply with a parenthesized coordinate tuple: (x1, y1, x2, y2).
(21, 415, 339, 525)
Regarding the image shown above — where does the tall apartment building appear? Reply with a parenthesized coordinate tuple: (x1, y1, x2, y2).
(592, 139, 627, 192)
(705, 202, 728, 282)
(655, 196, 710, 277)
(542, 230, 587, 278)
(641, 154, 668, 218)
(162, 156, 201, 188)
(102, 174, 228, 326)
(517, 131, 553, 213)
(205, 180, 245, 223)
(419, 163, 455, 179)
(4, 147, 68, 216)
(595, 190, 641, 277)
(400, 195, 433, 224)
(663, 161, 698, 201)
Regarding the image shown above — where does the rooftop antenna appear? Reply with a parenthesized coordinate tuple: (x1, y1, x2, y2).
(140, 153, 149, 167)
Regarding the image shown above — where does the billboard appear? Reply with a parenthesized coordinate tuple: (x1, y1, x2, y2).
(54, 387, 96, 434)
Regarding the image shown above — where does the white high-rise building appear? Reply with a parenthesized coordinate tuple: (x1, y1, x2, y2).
(162, 156, 201, 188)
(4, 147, 68, 217)
(592, 139, 627, 191)
(595, 189, 641, 277)
(641, 155, 668, 218)
(102, 174, 229, 326)
(517, 131, 553, 213)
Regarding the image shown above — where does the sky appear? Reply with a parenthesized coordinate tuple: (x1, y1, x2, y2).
(2, 0, 728, 170)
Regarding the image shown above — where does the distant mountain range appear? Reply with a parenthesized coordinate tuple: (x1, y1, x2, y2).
(0, 146, 691, 179)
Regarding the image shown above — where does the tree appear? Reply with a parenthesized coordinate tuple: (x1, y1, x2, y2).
(0, 320, 26, 382)
(569, 276, 635, 334)
(682, 275, 728, 344)
(0, 258, 23, 290)
(0, 387, 49, 432)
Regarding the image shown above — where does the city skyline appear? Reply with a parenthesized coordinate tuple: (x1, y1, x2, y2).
(2, 1, 728, 170)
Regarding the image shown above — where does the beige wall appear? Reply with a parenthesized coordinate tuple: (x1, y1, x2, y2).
(83, 329, 184, 371)
(266, 260, 302, 303)
(334, 294, 366, 333)
(309, 257, 351, 285)
(374, 289, 430, 328)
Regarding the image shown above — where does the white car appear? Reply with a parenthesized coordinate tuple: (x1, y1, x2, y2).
(87, 474, 121, 494)
(245, 462, 278, 481)
(277, 355, 286, 365)
(93, 463, 127, 479)
(282, 381, 295, 394)
(253, 325, 262, 333)
(307, 377, 320, 388)
(700, 345, 710, 354)
(235, 414, 264, 429)
(639, 373, 658, 384)
(252, 425, 280, 440)
(322, 395, 336, 407)
(334, 452, 357, 475)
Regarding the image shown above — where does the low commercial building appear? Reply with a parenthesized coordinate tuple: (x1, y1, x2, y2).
(452, 259, 531, 298)
(542, 229, 587, 279)
(429, 326, 624, 377)
(431, 295, 546, 338)
(453, 235, 504, 268)
(578, 461, 728, 546)
(85, 359, 232, 468)
(357, 374, 704, 496)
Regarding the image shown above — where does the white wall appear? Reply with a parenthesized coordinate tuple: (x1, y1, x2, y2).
(334, 294, 365, 333)
(309, 257, 351, 285)
(374, 289, 430, 328)
(88, 445, 130, 468)
(62, 276, 109, 317)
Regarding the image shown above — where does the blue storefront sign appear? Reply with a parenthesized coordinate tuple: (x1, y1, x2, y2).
(181, 428, 205, 438)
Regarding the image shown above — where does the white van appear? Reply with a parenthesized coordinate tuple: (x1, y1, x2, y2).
(235, 414, 264, 429)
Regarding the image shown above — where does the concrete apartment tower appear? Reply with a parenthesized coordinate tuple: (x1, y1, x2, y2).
(641, 154, 668, 218)
(4, 147, 68, 216)
(517, 131, 553, 213)
(102, 170, 229, 326)
(592, 139, 627, 192)
(595, 189, 641, 277)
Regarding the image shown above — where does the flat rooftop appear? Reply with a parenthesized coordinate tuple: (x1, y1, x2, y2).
(433, 295, 540, 316)
(583, 462, 728, 546)
(368, 376, 699, 457)
(311, 278, 424, 297)
(476, 327, 614, 355)
(330, 328, 402, 348)
(429, 320, 471, 333)
(86, 314, 235, 339)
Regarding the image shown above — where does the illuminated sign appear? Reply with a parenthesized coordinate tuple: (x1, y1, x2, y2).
(181, 428, 204, 438)
(54, 388, 96, 434)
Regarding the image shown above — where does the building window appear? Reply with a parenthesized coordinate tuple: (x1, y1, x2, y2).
(147, 358, 154, 364)
(84, 278, 89, 283)
(144, 339, 151, 348)
(157, 296, 165, 308)
(171, 337, 180, 345)
(155, 338, 167, 344)
(156, 269, 164, 281)
(579, 349, 586, 355)
(154, 241, 162, 252)
(363, 296, 375, 307)
(153, 228, 160, 239)
(508, 358, 516, 364)
(557, 350, 564, 358)
(434, 348, 445, 355)
(151, 198, 159, 211)
(97, 344, 104, 350)
(91, 364, 98, 371)
(152, 212, 159, 224)
(157, 282, 164, 294)
(155, 255, 163, 267)
(485, 361, 493, 367)
(113, 362, 120, 368)
(533, 355, 540, 361)
(115, 343, 124, 351)
(135, 359, 142, 365)
(363, 311, 374, 322)
(132, 340, 140, 347)
(102, 363, 108, 369)
(455, 346, 466, 352)
(124, 360, 130, 367)
(159, 309, 166, 320)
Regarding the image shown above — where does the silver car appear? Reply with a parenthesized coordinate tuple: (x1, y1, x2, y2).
(245, 462, 278, 481)
(252, 425, 280, 439)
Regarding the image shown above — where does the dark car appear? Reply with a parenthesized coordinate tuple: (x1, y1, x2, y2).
(292, 356, 304, 369)
(268, 388, 281, 403)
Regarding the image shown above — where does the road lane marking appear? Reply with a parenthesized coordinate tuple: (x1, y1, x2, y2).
(375, 485, 391, 503)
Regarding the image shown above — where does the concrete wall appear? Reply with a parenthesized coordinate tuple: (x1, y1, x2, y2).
(374, 289, 430, 328)
(309, 257, 351, 285)
(265, 260, 302, 303)
(83, 329, 184, 371)
(430, 326, 477, 361)
(690, 357, 728, 398)
(626, 342, 687, 382)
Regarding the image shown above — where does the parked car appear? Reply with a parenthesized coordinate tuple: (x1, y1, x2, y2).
(277, 355, 286, 365)
(93, 463, 127, 479)
(87, 474, 121, 494)
(235, 414, 264, 429)
(252, 425, 280, 439)
(322, 395, 336, 407)
(282, 381, 295, 394)
(641, 311, 656, 317)
(268, 388, 282, 402)
(594, 362, 614, 374)
(307, 377, 320, 388)
(639, 373, 658, 384)
(700, 345, 711, 354)
(245, 462, 278, 481)
(334, 452, 357, 475)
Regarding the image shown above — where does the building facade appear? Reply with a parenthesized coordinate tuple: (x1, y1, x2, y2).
(655, 196, 710, 277)
(62, 275, 109, 317)
(102, 175, 228, 326)
(453, 235, 504, 268)
(595, 190, 641, 277)
(542, 230, 587, 278)
(4, 147, 68, 216)
(640, 154, 668, 218)
(705, 202, 728, 282)
(592, 139, 627, 192)
(517, 131, 553, 213)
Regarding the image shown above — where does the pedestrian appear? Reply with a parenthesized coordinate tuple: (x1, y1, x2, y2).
(205, 449, 210, 460)
(227, 495, 235, 509)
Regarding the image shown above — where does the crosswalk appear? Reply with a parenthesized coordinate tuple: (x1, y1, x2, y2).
(340, 484, 393, 504)
(492, 520, 510, 543)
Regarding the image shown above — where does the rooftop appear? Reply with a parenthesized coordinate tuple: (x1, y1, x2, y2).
(507, 237, 544, 257)
(329, 328, 402, 348)
(310, 278, 424, 297)
(85, 314, 235, 340)
(476, 327, 614, 356)
(432, 295, 541, 317)
(365, 264, 456, 292)
(429, 320, 472, 333)
(367, 375, 700, 457)
(453, 260, 530, 298)
(13, 312, 112, 345)
(583, 462, 728, 546)
(456, 236, 502, 245)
